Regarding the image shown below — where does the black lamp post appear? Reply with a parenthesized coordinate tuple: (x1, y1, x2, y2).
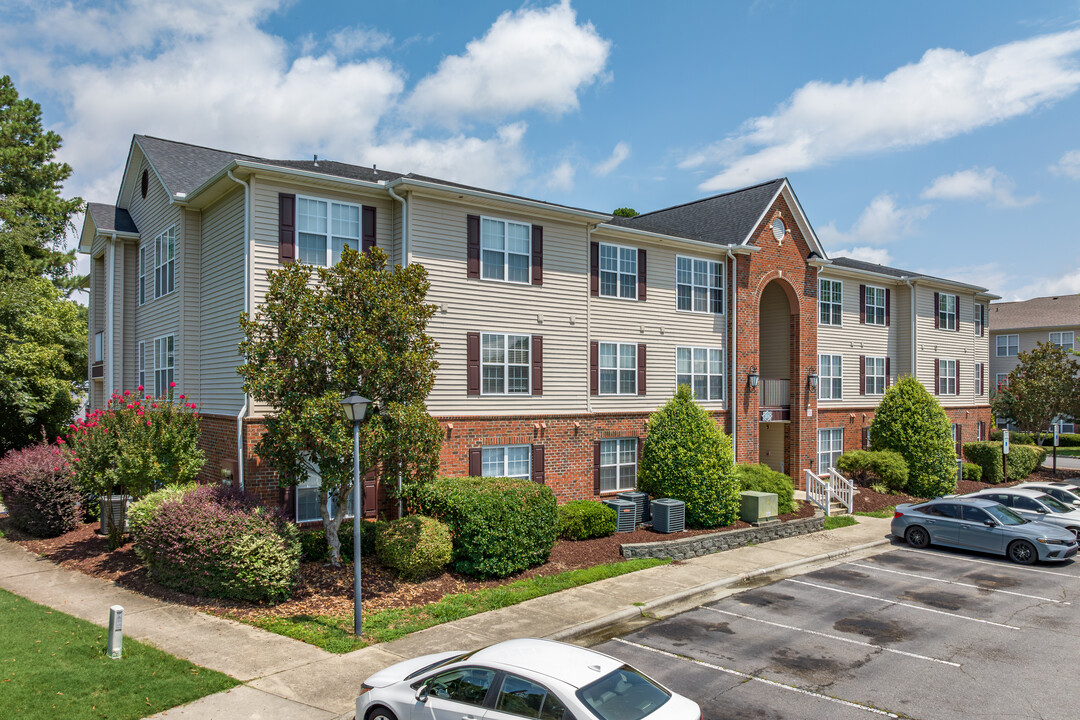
(340, 390, 370, 636)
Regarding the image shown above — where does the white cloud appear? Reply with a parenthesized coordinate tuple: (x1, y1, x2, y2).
(593, 141, 630, 176)
(545, 159, 576, 191)
(830, 246, 893, 265)
(682, 29, 1080, 191)
(818, 194, 932, 250)
(921, 167, 1037, 207)
(404, 0, 611, 124)
(1014, 264, 1080, 300)
(1051, 149, 1080, 179)
(330, 26, 394, 56)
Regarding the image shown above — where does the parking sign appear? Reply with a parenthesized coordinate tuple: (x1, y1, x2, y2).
(1055, 423, 1061, 447)
(1003, 429, 1010, 455)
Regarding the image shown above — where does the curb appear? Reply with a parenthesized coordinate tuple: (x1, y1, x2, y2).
(547, 537, 892, 642)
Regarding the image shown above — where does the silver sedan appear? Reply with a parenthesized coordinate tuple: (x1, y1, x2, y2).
(964, 487, 1080, 541)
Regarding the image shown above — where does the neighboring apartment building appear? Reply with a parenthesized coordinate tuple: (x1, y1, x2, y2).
(988, 294, 1080, 432)
(80, 135, 996, 519)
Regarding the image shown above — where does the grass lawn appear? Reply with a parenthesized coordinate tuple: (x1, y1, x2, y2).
(823, 515, 859, 531)
(247, 557, 669, 653)
(1046, 447, 1080, 457)
(0, 588, 237, 720)
(854, 507, 896, 519)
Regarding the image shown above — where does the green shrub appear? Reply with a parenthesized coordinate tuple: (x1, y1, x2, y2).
(835, 450, 909, 494)
(990, 428, 1080, 447)
(128, 482, 197, 547)
(638, 385, 739, 528)
(558, 501, 616, 540)
(375, 515, 452, 580)
(299, 520, 380, 563)
(962, 462, 982, 482)
(963, 442, 1046, 484)
(411, 476, 558, 579)
(734, 464, 796, 514)
(869, 376, 956, 498)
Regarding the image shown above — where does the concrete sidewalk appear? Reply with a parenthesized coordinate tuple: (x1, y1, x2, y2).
(1, 516, 893, 720)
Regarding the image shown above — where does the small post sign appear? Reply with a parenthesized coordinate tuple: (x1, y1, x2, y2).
(1054, 423, 1061, 475)
(107, 605, 124, 659)
(1002, 429, 1010, 482)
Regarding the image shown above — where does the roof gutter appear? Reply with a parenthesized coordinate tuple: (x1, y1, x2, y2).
(599, 223, 763, 255)
(390, 177, 611, 223)
(387, 185, 408, 267)
(226, 169, 250, 492)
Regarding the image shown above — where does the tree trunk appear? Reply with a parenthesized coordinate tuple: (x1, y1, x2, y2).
(320, 489, 343, 567)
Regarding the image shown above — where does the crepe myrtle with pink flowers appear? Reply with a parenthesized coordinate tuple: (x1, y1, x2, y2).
(63, 384, 204, 545)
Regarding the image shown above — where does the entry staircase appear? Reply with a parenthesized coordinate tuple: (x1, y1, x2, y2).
(804, 468, 854, 516)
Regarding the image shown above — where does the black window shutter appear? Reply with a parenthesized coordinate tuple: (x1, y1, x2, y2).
(531, 444, 545, 484)
(281, 485, 296, 520)
(638, 249, 647, 301)
(593, 441, 601, 494)
(468, 448, 482, 477)
(955, 295, 961, 332)
(859, 285, 866, 324)
(885, 356, 891, 387)
(637, 344, 647, 395)
(467, 215, 481, 278)
(885, 288, 891, 326)
(531, 335, 543, 396)
(362, 206, 376, 253)
(466, 332, 480, 395)
(589, 341, 599, 396)
(859, 355, 866, 395)
(956, 359, 961, 395)
(590, 242, 599, 296)
(531, 225, 543, 286)
(278, 193, 296, 263)
(934, 292, 940, 329)
(934, 359, 940, 395)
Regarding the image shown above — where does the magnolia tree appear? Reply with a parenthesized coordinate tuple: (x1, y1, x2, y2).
(992, 342, 1080, 446)
(239, 247, 442, 566)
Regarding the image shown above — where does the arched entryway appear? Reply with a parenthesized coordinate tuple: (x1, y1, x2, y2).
(757, 280, 796, 474)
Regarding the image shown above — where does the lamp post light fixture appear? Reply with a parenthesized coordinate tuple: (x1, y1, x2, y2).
(808, 369, 819, 391)
(339, 390, 370, 637)
(748, 367, 760, 390)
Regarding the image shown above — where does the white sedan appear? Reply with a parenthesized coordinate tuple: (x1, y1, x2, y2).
(356, 638, 700, 720)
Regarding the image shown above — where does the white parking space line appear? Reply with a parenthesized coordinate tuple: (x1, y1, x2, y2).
(899, 548, 1080, 579)
(786, 579, 1020, 630)
(848, 562, 1071, 604)
(702, 607, 960, 667)
(612, 638, 900, 718)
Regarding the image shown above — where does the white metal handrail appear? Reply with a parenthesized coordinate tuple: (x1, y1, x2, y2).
(828, 468, 854, 513)
(805, 469, 832, 516)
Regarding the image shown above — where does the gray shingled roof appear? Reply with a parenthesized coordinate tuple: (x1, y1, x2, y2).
(86, 202, 138, 234)
(829, 257, 991, 292)
(135, 135, 261, 196)
(989, 294, 1080, 331)
(608, 179, 784, 246)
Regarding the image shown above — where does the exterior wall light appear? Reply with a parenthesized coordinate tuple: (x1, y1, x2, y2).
(808, 369, 819, 391)
(748, 368, 760, 389)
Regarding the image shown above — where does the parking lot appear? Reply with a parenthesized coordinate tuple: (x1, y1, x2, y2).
(596, 541, 1080, 719)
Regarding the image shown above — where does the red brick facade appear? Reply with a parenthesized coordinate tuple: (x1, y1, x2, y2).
(817, 405, 995, 458)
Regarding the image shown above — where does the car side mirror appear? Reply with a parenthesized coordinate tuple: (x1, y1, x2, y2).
(415, 684, 429, 703)
(1036, 509, 1048, 514)
(983, 519, 997, 527)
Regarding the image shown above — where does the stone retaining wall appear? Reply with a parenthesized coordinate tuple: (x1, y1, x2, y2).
(620, 516, 825, 560)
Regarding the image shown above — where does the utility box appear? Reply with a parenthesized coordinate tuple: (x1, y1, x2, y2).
(617, 491, 650, 523)
(602, 499, 638, 533)
(99, 495, 131, 535)
(740, 491, 778, 525)
(651, 498, 686, 533)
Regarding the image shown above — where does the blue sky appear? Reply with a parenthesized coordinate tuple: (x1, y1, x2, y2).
(3, 0, 1080, 300)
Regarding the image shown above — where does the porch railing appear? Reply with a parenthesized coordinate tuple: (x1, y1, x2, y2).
(804, 468, 854, 516)
(828, 468, 854, 513)
(759, 378, 790, 407)
(805, 470, 831, 516)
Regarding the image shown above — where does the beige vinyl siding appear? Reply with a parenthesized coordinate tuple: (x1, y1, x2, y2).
(816, 271, 903, 407)
(129, 154, 184, 398)
(589, 228, 727, 413)
(180, 209, 202, 405)
(914, 284, 986, 406)
(988, 326, 1079, 384)
(198, 187, 246, 415)
(121, 242, 138, 391)
(413, 194, 589, 415)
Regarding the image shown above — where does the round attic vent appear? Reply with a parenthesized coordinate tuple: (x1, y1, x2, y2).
(771, 216, 786, 241)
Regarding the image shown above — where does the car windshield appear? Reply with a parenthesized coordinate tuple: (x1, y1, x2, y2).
(405, 651, 478, 681)
(1037, 494, 1073, 513)
(577, 666, 670, 720)
(984, 504, 1027, 526)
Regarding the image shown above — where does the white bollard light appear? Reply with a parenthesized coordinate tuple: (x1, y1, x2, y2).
(107, 605, 124, 659)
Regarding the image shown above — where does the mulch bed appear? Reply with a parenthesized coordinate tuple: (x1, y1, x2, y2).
(852, 466, 1080, 513)
(0, 502, 814, 623)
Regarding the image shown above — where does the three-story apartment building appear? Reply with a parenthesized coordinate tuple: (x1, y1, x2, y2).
(81, 136, 996, 519)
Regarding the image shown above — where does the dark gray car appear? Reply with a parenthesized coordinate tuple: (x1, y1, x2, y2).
(891, 497, 1078, 564)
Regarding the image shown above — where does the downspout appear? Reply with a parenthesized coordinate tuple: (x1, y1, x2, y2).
(586, 225, 595, 416)
(227, 169, 250, 492)
(106, 233, 117, 400)
(387, 184, 408, 516)
(726, 248, 737, 459)
(905, 279, 917, 381)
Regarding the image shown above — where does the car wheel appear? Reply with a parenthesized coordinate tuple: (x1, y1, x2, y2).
(1008, 540, 1037, 565)
(367, 706, 398, 720)
(905, 526, 930, 549)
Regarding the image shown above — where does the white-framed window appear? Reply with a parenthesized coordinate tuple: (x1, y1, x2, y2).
(818, 428, 844, 472)
(1050, 331, 1075, 352)
(296, 195, 361, 267)
(153, 334, 174, 397)
(938, 359, 956, 395)
(93, 331, 104, 364)
(482, 445, 531, 480)
(996, 334, 1019, 357)
(976, 421, 984, 441)
(996, 373, 1009, 391)
(819, 279, 842, 326)
(599, 342, 637, 395)
(864, 356, 887, 395)
(975, 363, 983, 396)
(1055, 417, 1076, 434)
(676, 347, 724, 401)
(599, 243, 637, 299)
(676, 256, 723, 314)
(138, 245, 149, 305)
(938, 294, 957, 331)
(819, 354, 842, 400)
(599, 438, 637, 493)
(975, 304, 984, 337)
(864, 286, 886, 325)
(296, 465, 354, 524)
(481, 216, 531, 283)
(154, 226, 176, 299)
(138, 341, 146, 392)
(481, 333, 530, 395)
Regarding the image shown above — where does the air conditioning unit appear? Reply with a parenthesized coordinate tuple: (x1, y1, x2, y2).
(617, 491, 650, 524)
(651, 498, 685, 533)
(603, 498, 638, 533)
(99, 495, 131, 535)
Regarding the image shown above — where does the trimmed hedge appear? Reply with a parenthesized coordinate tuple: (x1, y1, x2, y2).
(375, 515, 452, 580)
(299, 520, 381, 563)
(990, 428, 1080, 447)
(835, 450, 909, 494)
(734, 464, 797, 514)
(411, 476, 558, 579)
(962, 462, 983, 482)
(869, 377, 957, 497)
(558, 501, 616, 540)
(0, 445, 80, 538)
(133, 485, 300, 603)
(963, 442, 1047, 484)
(128, 482, 197, 549)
